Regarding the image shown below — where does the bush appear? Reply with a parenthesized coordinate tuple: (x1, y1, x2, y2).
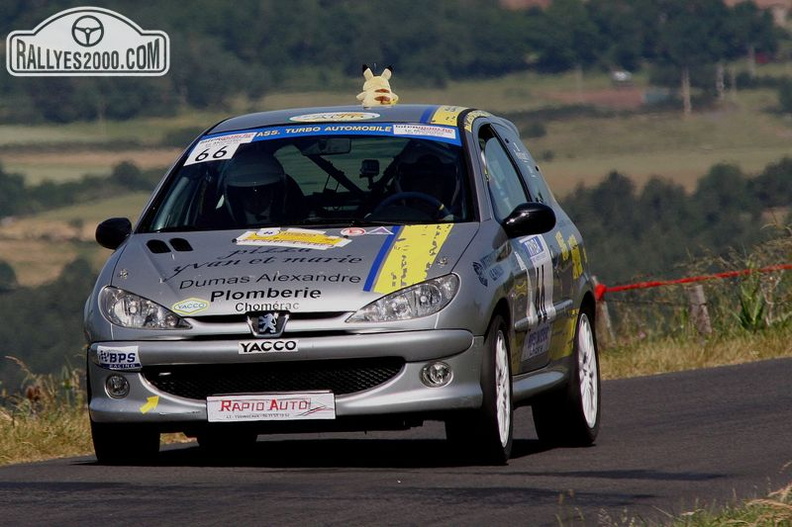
(778, 78, 792, 113)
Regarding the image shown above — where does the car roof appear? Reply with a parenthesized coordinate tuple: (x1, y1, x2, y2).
(208, 104, 479, 135)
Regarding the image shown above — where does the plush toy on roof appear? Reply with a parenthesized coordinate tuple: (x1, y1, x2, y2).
(357, 64, 399, 106)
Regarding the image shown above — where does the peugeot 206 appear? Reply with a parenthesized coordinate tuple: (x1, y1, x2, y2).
(85, 104, 600, 465)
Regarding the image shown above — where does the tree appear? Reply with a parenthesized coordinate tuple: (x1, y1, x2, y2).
(0, 261, 17, 293)
(655, 0, 731, 115)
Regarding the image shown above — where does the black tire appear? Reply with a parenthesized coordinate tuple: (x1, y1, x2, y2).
(91, 418, 160, 465)
(446, 314, 513, 465)
(532, 309, 600, 446)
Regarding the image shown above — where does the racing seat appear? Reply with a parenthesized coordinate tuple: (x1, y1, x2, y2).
(221, 150, 306, 227)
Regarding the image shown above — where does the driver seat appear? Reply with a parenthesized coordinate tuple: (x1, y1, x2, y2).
(395, 154, 459, 212)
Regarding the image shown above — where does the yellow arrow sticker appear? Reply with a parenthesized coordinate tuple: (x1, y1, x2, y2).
(140, 396, 159, 414)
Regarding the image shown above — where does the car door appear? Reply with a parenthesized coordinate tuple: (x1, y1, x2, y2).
(475, 121, 566, 373)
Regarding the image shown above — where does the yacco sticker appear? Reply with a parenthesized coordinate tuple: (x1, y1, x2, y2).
(427, 106, 467, 126)
(238, 340, 299, 354)
(235, 228, 352, 250)
(289, 111, 380, 122)
(97, 345, 141, 370)
(184, 131, 256, 166)
(364, 224, 453, 294)
(172, 297, 210, 315)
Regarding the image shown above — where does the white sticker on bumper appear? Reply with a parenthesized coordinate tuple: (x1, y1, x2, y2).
(207, 392, 335, 422)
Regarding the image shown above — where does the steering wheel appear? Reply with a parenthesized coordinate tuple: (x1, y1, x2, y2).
(371, 191, 449, 219)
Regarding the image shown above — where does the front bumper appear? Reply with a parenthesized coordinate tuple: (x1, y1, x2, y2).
(87, 329, 485, 430)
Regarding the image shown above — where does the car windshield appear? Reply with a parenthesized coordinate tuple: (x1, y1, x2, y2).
(139, 125, 473, 232)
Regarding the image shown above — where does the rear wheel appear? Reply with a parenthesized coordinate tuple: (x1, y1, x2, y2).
(446, 315, 513, 465)
(91, 418, 160, 465)
(533, 310, 600, 446)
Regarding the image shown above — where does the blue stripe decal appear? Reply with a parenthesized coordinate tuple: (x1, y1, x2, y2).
(363, 226, 403, 292)
(419, 107, 436, 123)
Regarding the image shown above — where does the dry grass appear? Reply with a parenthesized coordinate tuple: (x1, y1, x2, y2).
(600, 327, 792, 380)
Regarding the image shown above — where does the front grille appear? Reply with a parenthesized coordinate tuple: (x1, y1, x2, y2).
(142, 357, 405, 401)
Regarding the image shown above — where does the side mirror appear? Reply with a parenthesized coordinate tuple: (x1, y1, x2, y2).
(96, 217, 132, 250)
(502, 202, 556, 238)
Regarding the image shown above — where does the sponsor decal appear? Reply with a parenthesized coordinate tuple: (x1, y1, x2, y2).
(235, 301, 300, 313)
(184, 131, 256, 166)
(427, 105, 467, 126)
(163, 251, 363, 282)
(97, 345, 140, 370)
(171, 297, 210, 315)
(180, 276, 251, 290)
(255, 272, 361, 284)
(463, 110, 492, 132)
(340, 226, 393, 237)
(472, 261, 488, 286)
(238, 340, 298, 354)
(568, 234, 584, 279)
(363, 224, 453, 294)
(289, 111, 380, 122)
(207, 392, 335, 422)
(521, 324, 551, 360)
(340, 227, 367, 237)
(555, 231, 570, 261)
(392, 123, 457, 142)
(241, 123, 462, 146)
(7, 6, 169, 77)
(211, 288, 321, 302)
(235, 228, 352, 250)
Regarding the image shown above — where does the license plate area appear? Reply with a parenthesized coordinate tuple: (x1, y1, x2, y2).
(207, 392, 335, 422)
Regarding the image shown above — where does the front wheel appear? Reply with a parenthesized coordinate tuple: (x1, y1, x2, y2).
(532, 310, 600, 446)
(91, 418, 160, 465)
(446, 314, 513, 465)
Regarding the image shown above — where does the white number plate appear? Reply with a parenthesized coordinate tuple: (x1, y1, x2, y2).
(206, 392, 335, 422)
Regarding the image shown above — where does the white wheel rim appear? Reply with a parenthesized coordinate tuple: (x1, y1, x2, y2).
(494, 329, 511, 447)
(577, 314, 599, 428)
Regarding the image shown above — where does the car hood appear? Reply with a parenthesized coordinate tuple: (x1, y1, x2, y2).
(110, 225, 478, 315)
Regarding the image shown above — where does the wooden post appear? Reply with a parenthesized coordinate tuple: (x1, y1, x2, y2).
(687, 284, 712, 336)
(592, 276, 615, 346)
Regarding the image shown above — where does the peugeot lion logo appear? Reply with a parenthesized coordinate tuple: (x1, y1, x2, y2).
(259, 313, 278, 334)
(71, 15, 104, 47)
(247, 312, 288, 338)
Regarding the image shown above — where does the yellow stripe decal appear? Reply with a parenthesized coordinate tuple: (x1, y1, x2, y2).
(372, 224, 454, 294)
(428, 105, 467, 126)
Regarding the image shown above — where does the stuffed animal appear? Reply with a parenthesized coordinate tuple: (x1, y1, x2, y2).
(357, 64, 399, 106)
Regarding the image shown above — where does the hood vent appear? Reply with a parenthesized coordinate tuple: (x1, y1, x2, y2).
(146, 240, 171, 254)
(170, 238, 193, 252)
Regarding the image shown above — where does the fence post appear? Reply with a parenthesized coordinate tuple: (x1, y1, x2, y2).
(687, 284, 712, 336)
(592, 276, 615, 345)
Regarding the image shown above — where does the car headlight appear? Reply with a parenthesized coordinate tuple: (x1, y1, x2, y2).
(99, 287, 191, 329)
(347, 274, 459, 323)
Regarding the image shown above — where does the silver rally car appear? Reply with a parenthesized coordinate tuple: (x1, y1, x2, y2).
(85, 104, 600, 464)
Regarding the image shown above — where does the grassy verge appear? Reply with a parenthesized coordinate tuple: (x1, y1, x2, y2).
(600, 326, 792, 380)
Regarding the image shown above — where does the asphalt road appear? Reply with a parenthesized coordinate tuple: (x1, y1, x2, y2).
(1, 357, 790, 527)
